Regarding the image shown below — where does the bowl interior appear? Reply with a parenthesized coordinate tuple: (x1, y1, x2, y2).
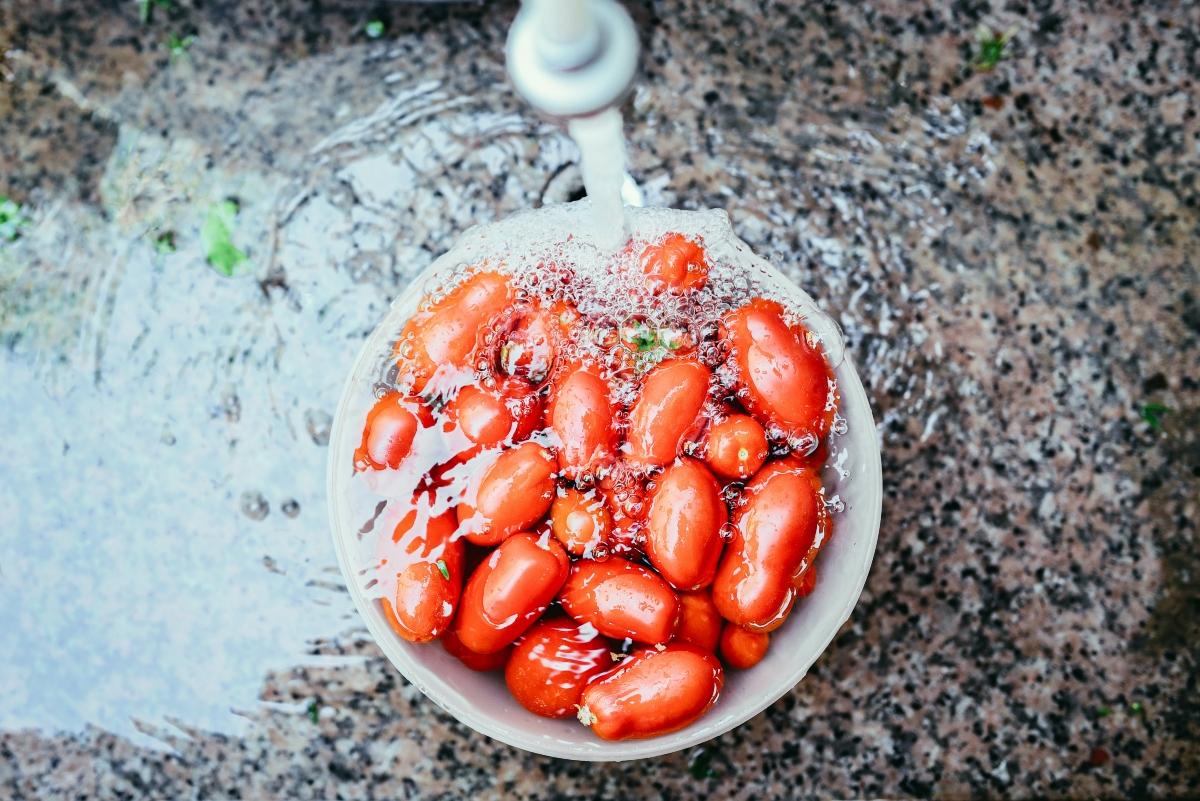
(327, 203, 882, 761)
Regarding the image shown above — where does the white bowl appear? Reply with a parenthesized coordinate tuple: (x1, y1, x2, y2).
(328, 203, 882, 761)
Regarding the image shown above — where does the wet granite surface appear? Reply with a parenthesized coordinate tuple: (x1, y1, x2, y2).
(1, 0, 1197, 798)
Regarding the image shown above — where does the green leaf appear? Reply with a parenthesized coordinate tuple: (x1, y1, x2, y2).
(0, 196, 29, 242)
(1140, 403, 1170, 431)
(365, 20, 385, 39)
(436, 558, 450, 581)
(167, 33, 196, 59)
(973, 27, 1011, 71)
(307, 699, 319, 723)
(201, 200, 247, 276)
(153, 230, 177, 254)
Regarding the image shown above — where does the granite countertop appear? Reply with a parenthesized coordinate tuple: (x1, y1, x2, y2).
(1, 0, 1196, 798)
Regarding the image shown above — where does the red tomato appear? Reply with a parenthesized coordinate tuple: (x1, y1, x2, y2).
(499, 301, 579, 384)
(719, 624, 769, 669)
(442, 628, 511, 671)
(457, 441, 556, 546)
(640, 233, 709, 293)
(645, 458, 727, 590)
(453, 533, 570, 654)
(577, 643, 723, 740)
(505, 616, 613, 718)
(597, 469, 648, 521)
(550, 487, 612, 557)
(711, 458, 827, 631)
(704, 413, 768, 480)
(394, 271, 513, 394)
(353, 392, 432, 472)
(377, 504, 464, 643)
(445, 378, 543, 451)
(559, 557, 679, 644)
(625, 359, 711, 468)
(547, 362, 617, 480)
(794, 565, 818, 598)
(722, 298, 837, 442)
(674, 591, 722, 651)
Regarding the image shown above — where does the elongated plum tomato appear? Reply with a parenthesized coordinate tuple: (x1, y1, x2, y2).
(640, 233, 709, 293)
(577, 643, 723, 740)
(445, 378, 543, 451)
(457, 441, 556, 546)
(645, 458, 727, 590)
(704, 413, 768, 481)
(625, 359, 710, 468)
(722, 298, 837, 441)
(550, 487, 612, 557)
(499, 301, 579, 384)
(377, 505, 464, 643)
(453, 532, 569, 654)
(711, 458, 826, 631)
(674, 591, 722, 651)
(719, 624, 769, 669)
(394, 271, 512, 394)
(505, 616, 612, 718)
(442, 628, 511, 671)
(354, 392, 432, 472)
(559, 557, 679, 644)
(547, 362, 617, 480)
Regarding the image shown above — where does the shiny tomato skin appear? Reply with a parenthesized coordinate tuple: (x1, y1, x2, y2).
(640, 233, 709, 293)
(625, 359, 711, 468)
(394, 271, 513, 394)
(446, 378, 543, 451)
(719, 624, 770, 669)
(645, 458, 727, 590)
(354, 392, 432, 472)
(547, 362, 617, 480)
(505, 616, 613, 718)
(559, 557, 679, 644)
(453, 533, 570, 654)
(711, 458, 827, 632)
(457, 441, 556, 546)
(442, 628, 511, 671)
(550, 487, 612, 557)
(794, 565, 818, 598)
(704, 413, 769, 481)
(499, 301, 579, 384)
(722, 298, 837, 441)
(674, 591, 722, 651)
(577, 643, 723, 740)
(377, 506, 464, 643)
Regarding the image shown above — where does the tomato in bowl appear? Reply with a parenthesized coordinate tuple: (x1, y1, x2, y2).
(328, 203, 881, 760)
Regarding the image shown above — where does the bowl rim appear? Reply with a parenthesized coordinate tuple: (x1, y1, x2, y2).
(326, 208, 882, 761)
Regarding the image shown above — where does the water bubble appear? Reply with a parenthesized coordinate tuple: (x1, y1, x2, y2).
(719, 522, 735, 542)
(590, 542, 611, 562)
(830, 415, 849, 436)
(824, 494, 845, 514)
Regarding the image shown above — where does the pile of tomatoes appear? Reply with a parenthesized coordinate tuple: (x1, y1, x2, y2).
(355, 233, 838, 741)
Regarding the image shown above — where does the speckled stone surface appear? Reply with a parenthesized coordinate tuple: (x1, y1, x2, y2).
(1, 0, 1197, 798)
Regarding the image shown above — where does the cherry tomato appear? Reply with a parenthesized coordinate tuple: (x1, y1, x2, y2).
(645, 458, 727, 590)
(377, 504, 464, 643)
(547, 362, 617, 480)
(499, 301, 579, 384)
(550, 487, 612, 557)
(674, 591, 722, 651)
(442, 628, 512, 671)
(704, 413, 768, 480)
(640, 233, 709, 293)
(577, 643, 723, 740)
(625, 359, 711, 468)
(457, 441, 556, 546)
(559, 557, 679, 644)
(354, 392, 433, 472)
(722, 298, 837, 442)
(505, 616, 613, 718)
(445, 378, 543, 452)
(711, 458, 826, 631)
(394, 271, 513, 394)
(453, 532, 570, 654)
(719, 624, 769, 669)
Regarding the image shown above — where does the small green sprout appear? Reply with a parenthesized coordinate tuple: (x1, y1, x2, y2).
(167, 33, 196, 59)
(436, 559, 450, 581)
(1140, 403, 1170, 430)
(307, 699, 319, 723)
(201, 200, 247, 276)
(0, 196, 30, 242)
(139, 0, 171, 25)
(973, 26, 1014, 71)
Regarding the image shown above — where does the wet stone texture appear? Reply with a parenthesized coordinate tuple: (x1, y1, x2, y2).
(1, 0, 1197, 799)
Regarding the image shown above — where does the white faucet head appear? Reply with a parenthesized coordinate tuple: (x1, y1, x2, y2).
(506, 0, 640, 120)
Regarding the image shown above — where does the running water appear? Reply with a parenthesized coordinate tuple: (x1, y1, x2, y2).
(567, 108, 629, 250)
